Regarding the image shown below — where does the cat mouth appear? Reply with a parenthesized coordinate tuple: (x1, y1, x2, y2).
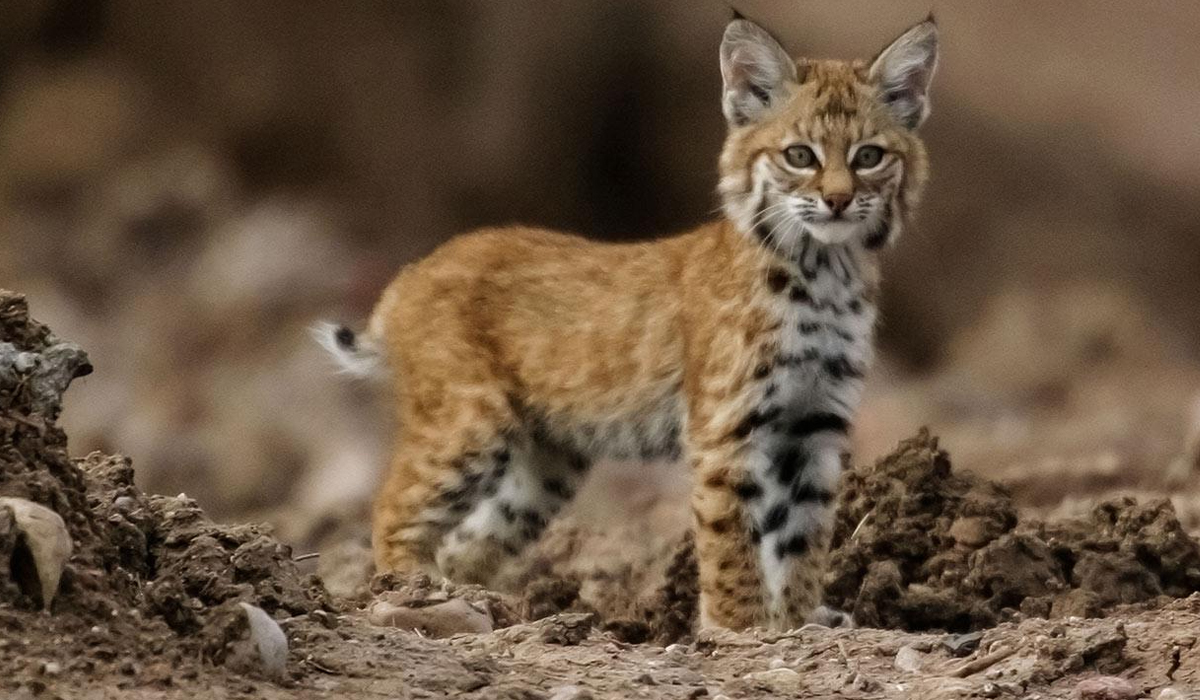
(804, 220, 862, 245)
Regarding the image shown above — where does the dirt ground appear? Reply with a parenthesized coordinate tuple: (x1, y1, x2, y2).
(4, 290, 1200, 700)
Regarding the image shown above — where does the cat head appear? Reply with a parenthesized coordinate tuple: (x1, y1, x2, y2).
(717, 16, 938, 254)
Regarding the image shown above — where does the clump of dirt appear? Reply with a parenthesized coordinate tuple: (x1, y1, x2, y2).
(0, 290, 330, 689)
(365, 535, 698, 645)
(497, 523, 699, 645)
(827, 429, 1200, 631)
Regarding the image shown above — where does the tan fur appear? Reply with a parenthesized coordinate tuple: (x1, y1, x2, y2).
(351, 17, 937, 631)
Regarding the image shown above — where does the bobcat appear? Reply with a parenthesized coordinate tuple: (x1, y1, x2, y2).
(321, 15, 938, 631)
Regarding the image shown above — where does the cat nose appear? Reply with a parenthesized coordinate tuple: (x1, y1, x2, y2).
(823, 193, 852, 215)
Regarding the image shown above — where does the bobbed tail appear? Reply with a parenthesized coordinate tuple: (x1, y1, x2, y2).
(312, 321, 387, 381)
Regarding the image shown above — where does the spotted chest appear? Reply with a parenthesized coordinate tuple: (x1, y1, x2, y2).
(756, 240, 876, 420)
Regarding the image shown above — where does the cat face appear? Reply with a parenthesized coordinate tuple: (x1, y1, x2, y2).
(717, 18, 938, 253)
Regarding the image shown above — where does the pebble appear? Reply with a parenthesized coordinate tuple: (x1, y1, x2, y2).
(743, 667, 800, 687)
(893, 645, 923, 673)
(39, 662, 61, 676)
(941, 631, 983, 657)
(239, 603, 288, 679)
(1157, 689, 1187, 700)
(767, 657, 788, 670)
(1074, 676, 1138, 700)
(547, 686, 593, 700)
(664, 643, 688, 655)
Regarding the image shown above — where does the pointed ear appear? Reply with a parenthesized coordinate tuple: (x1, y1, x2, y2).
(720, 19, 797, 127)
(869, 18, 939, 129)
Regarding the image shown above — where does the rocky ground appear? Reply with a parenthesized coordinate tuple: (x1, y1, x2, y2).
(4, 288, 1200, 699)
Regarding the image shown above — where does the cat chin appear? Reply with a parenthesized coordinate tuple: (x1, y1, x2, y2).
(803, 220, 865, 246)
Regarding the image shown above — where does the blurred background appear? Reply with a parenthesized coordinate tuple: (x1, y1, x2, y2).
(2, 0, 1199, 554)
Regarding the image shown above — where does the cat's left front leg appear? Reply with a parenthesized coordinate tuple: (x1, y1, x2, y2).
(689, 406, 848, 631)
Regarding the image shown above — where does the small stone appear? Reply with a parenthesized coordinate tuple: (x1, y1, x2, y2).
(239, 603, 288, 679)
(665, 643, 688, 655)
(547, 686, 593, 700)
(744, 667, 800, 688)
(949, 516, 996, 547)
(1074, 676, 1138, 700)
(368, 598, 493, 637)
(768, 657, 788, 670)
(39, 662, 61, 676)
(1158, 689, 1187, 700)
(633, 673, 656, 685)
(894, 645, 923, 673)
(979, 683, 1001, 698)
(308, 609, 338, 629)
(0, 498, 73, 609)
(941, 631, 983, 657)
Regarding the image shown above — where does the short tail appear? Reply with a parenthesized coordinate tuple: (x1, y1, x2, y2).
(311, 321, 387, 381)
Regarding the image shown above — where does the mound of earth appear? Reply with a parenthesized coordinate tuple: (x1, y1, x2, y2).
(826, 429, 1200, 631)
(0, 291, 330, 691)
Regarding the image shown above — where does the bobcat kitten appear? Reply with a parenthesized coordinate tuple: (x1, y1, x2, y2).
(322, 16, 938, 631)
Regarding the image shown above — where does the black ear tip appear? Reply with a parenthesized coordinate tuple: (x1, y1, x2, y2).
(924, 11, 937, 26)
(728, 4, 745, 21)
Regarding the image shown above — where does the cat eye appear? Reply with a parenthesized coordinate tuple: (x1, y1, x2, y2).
(851, 145, 885, 169)
(783, 145, 818, 169)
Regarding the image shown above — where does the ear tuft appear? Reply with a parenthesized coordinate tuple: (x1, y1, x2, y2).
(869, 19, 939, 129)
(720, 19, 797, 127)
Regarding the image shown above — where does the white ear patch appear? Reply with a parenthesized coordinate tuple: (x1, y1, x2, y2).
(868, 19, 939, 129)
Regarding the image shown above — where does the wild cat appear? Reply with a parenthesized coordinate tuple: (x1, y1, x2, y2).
(320, 15, 937, 631)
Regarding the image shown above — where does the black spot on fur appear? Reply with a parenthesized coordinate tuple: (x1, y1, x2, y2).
(499, 502, 517, 523)
(848, 299, 864, 314)
(518, 510, 548, 540)
(775, 535, 810, 559)
(791, 481, 834, 505)
(495, 448, 511, 464)
(733, 480, 763, 501)
(729, 404, 783, 440)
(520, 510, 546, 527)
(773, 444, 807, 485)
(864, 218, 891, 250)
(766, 268, 791, 294)
(787, 413, 849, 438)
(790, 286, 810, 303)
(824, 356, 864, 381)
(799, 322, 820, 335)
(753, 363, 770, 379)
(543, 478, 573, 500)
(776, 349, 820, 367)
(749, 526, 762, 544)
(335, 325, 355, 348)
(761, 503, 788, 533)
